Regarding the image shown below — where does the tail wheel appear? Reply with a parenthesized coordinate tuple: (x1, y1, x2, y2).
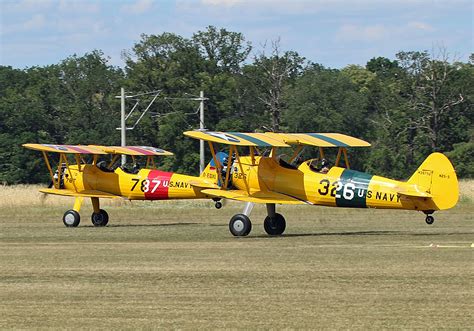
(264, 213, 286, 235)
(63, 210, 80, 227)
(229, 214, 252, 236)
(425, 215, 434, 225)
(91, 209, 109, 227)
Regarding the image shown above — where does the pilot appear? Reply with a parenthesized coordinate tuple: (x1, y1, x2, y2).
(294, 155, 304, 166)
(121, 162, 139, 174)
(320, 158, 330, 174)
(96, 160, 111, 172)
(132, 163, 141, 174)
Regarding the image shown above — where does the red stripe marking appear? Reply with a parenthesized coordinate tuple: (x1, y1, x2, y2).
(144, 170, 172, 200)
(125, 146, 155, 155)
(64, 145, 93, 154)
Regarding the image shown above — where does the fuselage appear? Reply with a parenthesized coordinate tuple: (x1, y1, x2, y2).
(63, 156, 438, 211)
(63, 165, 207, 200)
(230, 156, 437, 211)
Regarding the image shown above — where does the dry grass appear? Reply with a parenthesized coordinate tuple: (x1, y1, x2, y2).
(459, 179, 474, 202)
(0, 183, 473, 329)
(1, 179, 473, 207)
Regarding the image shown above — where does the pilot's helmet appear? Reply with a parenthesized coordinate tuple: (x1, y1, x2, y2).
(321, 158, 329, 167)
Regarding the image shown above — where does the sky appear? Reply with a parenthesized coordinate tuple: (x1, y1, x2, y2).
(1, 0, 473, 69)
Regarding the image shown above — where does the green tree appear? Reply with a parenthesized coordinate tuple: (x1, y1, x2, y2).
(192, 26, 251, 74)
(284, 64, 369, 170)
(251, 39, 305, 131)
(55, 50, 124, 144)
(0, 65, 62, 183)
(192, 26, 253, 132)
(0, 51, 123, 184)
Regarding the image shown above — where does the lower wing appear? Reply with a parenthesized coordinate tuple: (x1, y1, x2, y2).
(201, 189, 310, 205)
(40, 188, 120, 199)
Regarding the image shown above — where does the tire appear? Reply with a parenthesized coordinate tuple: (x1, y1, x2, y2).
(229, 214, 252, 236)
(91, 209, 109, 227)
(264, 213, 286, 235)
(215, 201, 223, 209)
(425, 215, 434, 225)
(63, 210, 80, 227)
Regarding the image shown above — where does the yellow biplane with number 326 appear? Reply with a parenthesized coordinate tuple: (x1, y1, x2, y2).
(24, 131, 458, 236)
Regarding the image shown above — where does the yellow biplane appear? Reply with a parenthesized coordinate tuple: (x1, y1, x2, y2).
(22, 143, 219, 227)
(23, 131, 458, 236)
(183, 131, 458, 236)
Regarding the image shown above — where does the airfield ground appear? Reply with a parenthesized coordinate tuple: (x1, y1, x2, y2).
(0, 183, 472, 329)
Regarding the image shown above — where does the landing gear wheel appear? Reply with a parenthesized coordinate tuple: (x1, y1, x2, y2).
(229, 214, 252, 236)
(215, 201, 223, 209)
(425, 215, 434, 225)
(63, 210, 80, 227)
(264, 213, 286, 235)
(91, 209, 109, 227)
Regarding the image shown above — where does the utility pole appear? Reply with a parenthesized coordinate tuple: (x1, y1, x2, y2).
(163, 91, 207, 172)
(199, 91, 205, 173)
(116, 88, 206, 170)
(120, 87, 126, 166)
(116, 88, 161, 166)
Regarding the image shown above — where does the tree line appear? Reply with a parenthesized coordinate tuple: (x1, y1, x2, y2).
(0, 26, 472, 184)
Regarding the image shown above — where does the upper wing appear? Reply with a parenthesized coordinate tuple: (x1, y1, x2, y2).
(201, 188, 309, 205)
(23, 144, 173, 156)
(40, 188, 120, 199)
(265, 133, 371, 147)
(91, 145, 174, 156)
(23, 144, 107, 154)
(184, 131, 370, 148)
(184, 131, 290, 147)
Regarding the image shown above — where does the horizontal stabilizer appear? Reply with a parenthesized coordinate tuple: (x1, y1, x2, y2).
(201, 189, 309, 205)
(39, 188, 120, 199)
(397, 190, 433, 198)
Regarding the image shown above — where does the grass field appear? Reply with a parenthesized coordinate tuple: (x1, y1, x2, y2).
(0, 182, 473, 329)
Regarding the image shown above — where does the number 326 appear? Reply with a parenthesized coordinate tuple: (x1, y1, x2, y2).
(318, 179, 355, 200)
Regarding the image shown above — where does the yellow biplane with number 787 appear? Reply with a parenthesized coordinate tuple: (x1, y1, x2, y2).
(23, 131, 458, 236)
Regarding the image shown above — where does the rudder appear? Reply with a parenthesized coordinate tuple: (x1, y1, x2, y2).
(407, 153, 459, 210)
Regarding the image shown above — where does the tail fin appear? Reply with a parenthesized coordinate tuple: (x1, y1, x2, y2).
(200, 152, 228, 186)
(407, 152, 459, 210)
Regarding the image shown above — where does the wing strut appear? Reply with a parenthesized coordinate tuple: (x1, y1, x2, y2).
(249, 146, 256, 165)
(289, 145, 304, 164)
(145, 156, 156, 169)
(233, 147, 250, 193)
(319, 147, 325, 160)
(208, 141, 224, 188)
(74, 154, 82, 172)
(223, 145, 234, 190)
(108, 154, 120, 169)
(334, 147, 350, 169)
(42, 151, 57, 188)
(61, 153, 78, 192)
(343, 148, 350, 169)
